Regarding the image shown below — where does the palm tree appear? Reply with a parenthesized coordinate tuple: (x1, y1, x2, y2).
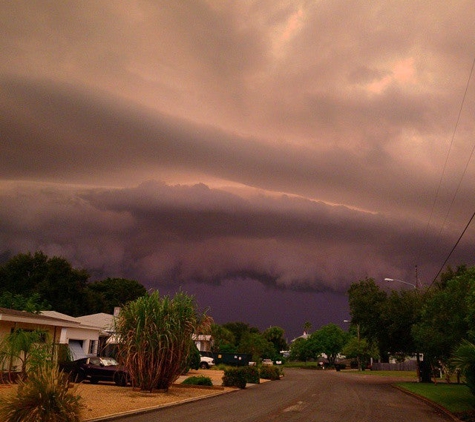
(0, 329, 49, 380)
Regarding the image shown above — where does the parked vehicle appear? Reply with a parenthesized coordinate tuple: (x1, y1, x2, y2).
(200, 351, 252, 366)
(199, 355, 216, 369)
(65, 357, 129, 386)
(262, 359, 273, 366)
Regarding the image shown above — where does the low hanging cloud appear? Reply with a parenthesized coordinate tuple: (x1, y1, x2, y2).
(1, 181, 471, 292)
(1, 0, 475, 328)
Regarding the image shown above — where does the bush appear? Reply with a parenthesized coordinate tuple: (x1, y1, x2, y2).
(222, 367, 247, 389)
(181, 376, 213, 386)
(0, 365, 84, 422)
(241, 365, 260, 384)
(187, 344, 201, 371)
(260, 365, 281, 380)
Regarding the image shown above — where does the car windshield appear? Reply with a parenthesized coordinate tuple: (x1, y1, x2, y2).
(100, 357, 119, 366)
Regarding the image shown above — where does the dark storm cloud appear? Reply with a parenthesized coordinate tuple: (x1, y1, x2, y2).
(2, 76, 474, 225)
(1, 1, 475, 331)
(1, 182, 471, 292)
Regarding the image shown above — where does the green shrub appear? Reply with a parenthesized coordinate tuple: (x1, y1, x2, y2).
(182, 375, 213, 386)
(0, 365, 84, 422)
(260, 365, 281, 380)
(222, 367, 247, 389)
(187, 344, 201, 371)
(241, 365, 260, 384)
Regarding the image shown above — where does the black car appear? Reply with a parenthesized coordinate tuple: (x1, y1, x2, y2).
(68, 357, 129, 386)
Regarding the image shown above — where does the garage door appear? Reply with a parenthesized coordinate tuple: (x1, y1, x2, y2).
(68, 340, 87, 360)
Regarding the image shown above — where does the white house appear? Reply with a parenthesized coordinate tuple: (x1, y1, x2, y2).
(40, 311, 102, 359)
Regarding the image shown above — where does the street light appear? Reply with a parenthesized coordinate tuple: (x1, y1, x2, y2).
(383, 277, 421, 381)
(384, 277, 417, 289)
(343, 319, 361, 371)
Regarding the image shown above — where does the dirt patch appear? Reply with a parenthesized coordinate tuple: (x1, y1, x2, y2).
(0, 369, 233, 421)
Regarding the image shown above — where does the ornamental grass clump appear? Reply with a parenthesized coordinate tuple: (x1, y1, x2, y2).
(115, 291, 206, 392)
(0, 364, 83, 422)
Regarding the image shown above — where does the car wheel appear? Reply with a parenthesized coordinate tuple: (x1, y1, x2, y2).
(114, 372, 127, 387)
(200, 362, 209, 369)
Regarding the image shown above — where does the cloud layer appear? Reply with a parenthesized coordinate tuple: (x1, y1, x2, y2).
(2, 1, 475, 334)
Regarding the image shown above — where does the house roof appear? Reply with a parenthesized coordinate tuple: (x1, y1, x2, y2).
(40, 311, 103, 332)
(0, 307, 81, 328)
(76, 313, 115, 332)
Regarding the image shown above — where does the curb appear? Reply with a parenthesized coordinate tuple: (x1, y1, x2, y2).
(84, 388, 238, 422)
(392, 384, 462, 422)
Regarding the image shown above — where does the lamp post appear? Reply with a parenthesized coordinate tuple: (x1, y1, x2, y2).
(382, 276, 421, 381)
(344, 320, 361, 371)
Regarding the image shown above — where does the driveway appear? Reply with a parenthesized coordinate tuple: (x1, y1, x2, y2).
(116, 369, 453, 422)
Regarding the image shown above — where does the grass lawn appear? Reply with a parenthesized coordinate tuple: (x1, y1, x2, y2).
(397, 382, 475, 413)
(352, 370, 417, 378)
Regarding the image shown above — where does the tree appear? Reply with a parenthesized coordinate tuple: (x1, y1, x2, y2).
(238, 333, 274, 362)
(342, 337, 378, 370)
(309, 324, 349, 366)
(348, 277, 388, 359)
(0, 251, 90, 316)
(380, 289, 424, 358)
(115, 291, 206, 391)
(85, 277, 147, 314)
(0, 329, 49, 379)
(222, 322, 259, 349)
(412, 267, 474, 367)
(210, 324, 235, 353)
(289, 338, 314, 363)
(262, 326, 288, 358)
(0, 292, 50, 314)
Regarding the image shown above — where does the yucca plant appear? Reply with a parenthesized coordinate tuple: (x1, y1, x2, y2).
(115, 290, 206, 392)
(0, 363, 84, 422)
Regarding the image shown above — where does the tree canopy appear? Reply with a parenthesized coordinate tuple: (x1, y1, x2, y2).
(0, 251, 147, 316)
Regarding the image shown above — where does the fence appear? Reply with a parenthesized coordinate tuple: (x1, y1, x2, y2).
(371, 361, 417, 371)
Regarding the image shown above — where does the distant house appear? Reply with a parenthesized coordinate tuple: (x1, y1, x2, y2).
(75, 310, 118, 357)
(192, 334, 212, 352)
(0, 307, 101, 373)
(40, 311, 102, 360)
(0, 307, 74, 348)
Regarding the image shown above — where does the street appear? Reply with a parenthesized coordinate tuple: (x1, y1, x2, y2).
(116, 369, 452, 422)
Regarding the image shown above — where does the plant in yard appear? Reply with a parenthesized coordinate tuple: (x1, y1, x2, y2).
(222, 367, 247, 389)
(0, 329, 49, 379)
(115, 290, 206, 392)
(452, 340, 475, 396)
(181, 375, 213, 386)
(260, 365, 281, 380)
(0, 363, 84, 422)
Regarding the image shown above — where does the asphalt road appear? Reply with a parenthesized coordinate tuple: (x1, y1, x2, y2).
(116, 369, 452, 422)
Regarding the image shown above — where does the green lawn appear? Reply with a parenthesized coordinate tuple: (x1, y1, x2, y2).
(352, 370, 417, 378)
(397, 382, 475, 413)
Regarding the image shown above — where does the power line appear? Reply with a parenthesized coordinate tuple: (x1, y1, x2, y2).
(437, 56, 475, 237)
(418, 55, 475, 285)
(416, 56, 475, 265)
(429, 209, 475, 288)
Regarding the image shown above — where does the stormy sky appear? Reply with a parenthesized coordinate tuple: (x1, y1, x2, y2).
(1, 1, 475, 339)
